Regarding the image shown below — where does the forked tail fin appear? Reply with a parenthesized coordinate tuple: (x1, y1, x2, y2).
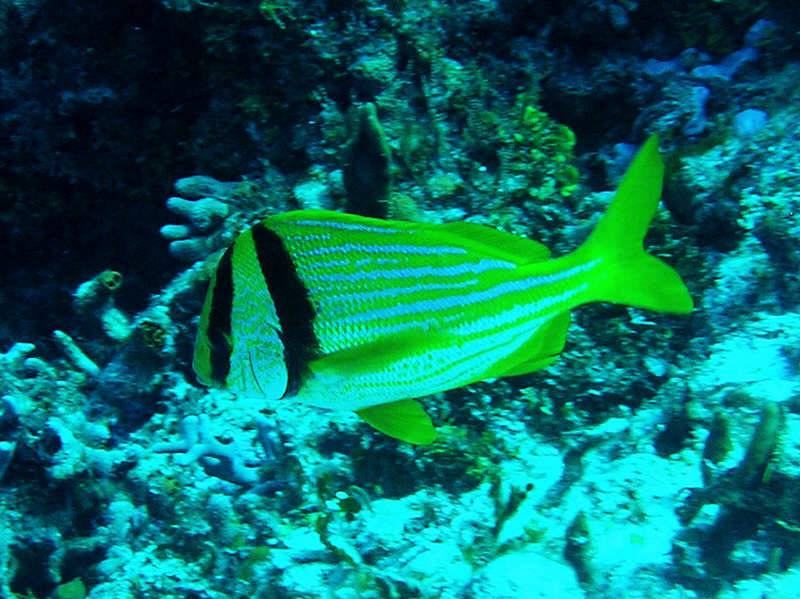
(577, 135, 693, 314)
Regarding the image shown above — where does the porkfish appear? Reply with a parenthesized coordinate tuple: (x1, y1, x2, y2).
(193, 135, 692, 444)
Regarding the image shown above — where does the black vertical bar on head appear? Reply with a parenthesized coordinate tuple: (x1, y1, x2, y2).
(207, 246, 234, 383)
(251, 223, 319, 394)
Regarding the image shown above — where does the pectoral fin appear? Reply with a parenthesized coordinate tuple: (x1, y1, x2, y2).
(357, 399, 437, 445)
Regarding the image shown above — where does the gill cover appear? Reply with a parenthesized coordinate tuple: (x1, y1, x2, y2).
(193, 230, 289, 399)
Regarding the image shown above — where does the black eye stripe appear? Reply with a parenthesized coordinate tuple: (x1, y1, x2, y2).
(206, 246, 234, 383)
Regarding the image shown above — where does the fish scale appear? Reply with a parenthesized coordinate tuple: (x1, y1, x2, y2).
(281, 224, 527, 353)
(228, 229, 287, 398)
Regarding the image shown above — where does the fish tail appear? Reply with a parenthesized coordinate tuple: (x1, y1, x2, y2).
(577, 135, 693, 314)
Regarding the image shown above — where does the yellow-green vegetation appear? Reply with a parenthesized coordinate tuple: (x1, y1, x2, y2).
(398, 121, 437, 178)
(702, 411, 733, 484)
(703, 412, 733, 462)
(498, 94, 580, 200)
(239, 545, 272, 582)
(97, 269, 123, 292)
(735, 402, 781, 489)
(54, 577, 87, 599)
(258, 0, 292, 29)
(314, 512, 361, 566)
(74, 269, 125, 312)
(386, 192, 423, 221)
(418, 425, 496, 490)
(139, 319, 168, 350)
(678, 401, 786, 526)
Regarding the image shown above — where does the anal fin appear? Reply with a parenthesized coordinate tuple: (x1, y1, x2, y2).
(496, 312, 571, 378)
(357, 399, 436, 445)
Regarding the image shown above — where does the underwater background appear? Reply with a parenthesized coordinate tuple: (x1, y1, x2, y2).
(2, 0, 800, 597)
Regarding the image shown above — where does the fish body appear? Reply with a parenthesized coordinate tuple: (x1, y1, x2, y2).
(193, 136, 692, 443)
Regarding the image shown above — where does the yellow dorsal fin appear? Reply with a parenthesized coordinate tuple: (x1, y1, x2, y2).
(357, 399, 437, 444)
(432, 221, 551, 263)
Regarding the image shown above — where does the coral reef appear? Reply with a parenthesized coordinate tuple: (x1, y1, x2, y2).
(154, 413, 271, 486)
(1, 0, 800, 598)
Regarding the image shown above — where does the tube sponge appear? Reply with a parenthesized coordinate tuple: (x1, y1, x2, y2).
(342, 102, 392, 218)
(154, 414, 259, 485)
(53, 330, 100, 376)
(735, 402, 781, 489)
(165, 197, 229, 232)
(73, 270, 123, 312)
(161, 195, 232, 261)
